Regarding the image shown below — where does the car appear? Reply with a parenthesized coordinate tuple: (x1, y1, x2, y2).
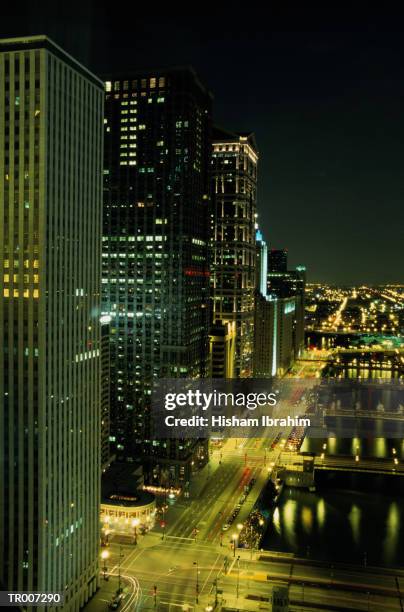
(222, 523, 230, 531)
(109, 601, 121, 610)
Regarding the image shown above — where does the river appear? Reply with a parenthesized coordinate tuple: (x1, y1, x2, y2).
(262, 470, 404, 567)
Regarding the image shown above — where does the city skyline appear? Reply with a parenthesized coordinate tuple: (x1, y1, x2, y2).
(0, 6, 403, 284)
(0, 12, 403, 612)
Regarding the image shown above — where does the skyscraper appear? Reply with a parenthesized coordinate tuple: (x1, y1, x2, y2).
(0, 36, 103, 608)
(102, 68, 212, 484)
(268, 248, 287, 272)
(255, 227, 268, 297)
(211, 127, 258, 378)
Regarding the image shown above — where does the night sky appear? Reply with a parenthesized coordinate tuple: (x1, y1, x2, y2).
(2, 4, 404, 284)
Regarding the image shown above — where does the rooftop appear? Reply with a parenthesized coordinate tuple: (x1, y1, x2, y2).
(0, 35, 103, 89)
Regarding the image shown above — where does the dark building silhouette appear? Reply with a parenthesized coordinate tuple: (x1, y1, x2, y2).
(268, 248, 287, 272)
(102, 68, 212, 484)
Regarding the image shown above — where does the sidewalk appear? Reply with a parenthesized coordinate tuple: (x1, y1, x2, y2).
(84, 576, 122, 612)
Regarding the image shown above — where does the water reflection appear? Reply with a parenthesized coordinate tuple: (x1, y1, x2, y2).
(348, 504, 361, 545)
(283, 499, 298, 548)
(263, 474, 404, 567)
(302, 436, 404, 459)
(316, 498, 326, 529)
(383, 502, 399, 566)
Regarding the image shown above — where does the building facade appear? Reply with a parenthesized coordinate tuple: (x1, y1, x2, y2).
(0, 36, 103, 608)
(268, 248, 287, 272)
(211, 128, 258, 378)
(255, 228, 268, 297)
(209, 320, 236, 378)
(254, 295, 297, 377)
(102, 68, 212, 484)
(101, 316, 113, 471)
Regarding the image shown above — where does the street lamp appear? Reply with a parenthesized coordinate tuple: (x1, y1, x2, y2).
(132, 517, 140, 545)
(101, 550, 109, 581)
(232, 533, 238, 557)
(236, 555, 240, 599)
(193, 561, 199, 603)
(117, 546, 124, 595)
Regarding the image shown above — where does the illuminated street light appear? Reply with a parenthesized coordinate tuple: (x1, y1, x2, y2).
(193, 561, 199, 603)
(236, 555, 241, 599)
(237, 523, 243, 531)
(101, 550, 109, 581)
(232, 533, 238, 557)
(132, 517, 140, 544)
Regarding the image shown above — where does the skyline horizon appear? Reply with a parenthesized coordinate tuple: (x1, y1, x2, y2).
(1, 9, 403, 285)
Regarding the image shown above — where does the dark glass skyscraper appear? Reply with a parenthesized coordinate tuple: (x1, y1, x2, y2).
(268, 248, 288, 272)
(102, 68, 212, 484)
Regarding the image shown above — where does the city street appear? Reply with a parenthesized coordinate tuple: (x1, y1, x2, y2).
(93, 408, 404, 611)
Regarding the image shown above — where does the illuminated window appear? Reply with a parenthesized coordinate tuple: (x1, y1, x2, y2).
(158, 77, 165, 88)
(114, 81, 120, 91)
(105, 81, 112, 92)
(150, 77, 156, 88)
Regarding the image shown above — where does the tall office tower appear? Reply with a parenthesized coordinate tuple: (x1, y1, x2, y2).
(211, 127, 258, 378)
(0, 37, 103, 608)
(294, 266, 306, 358)
(101, 316, 113, 471)
(103, 69, 212, 484)
(255, 227, 268, 297)
(266, 263, 307, 363)
(268, 248, 287, 272)
(254, 295, 297, 377)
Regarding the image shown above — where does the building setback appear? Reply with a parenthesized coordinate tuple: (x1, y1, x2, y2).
(0, 36, 103, 609)
(211, 128, 258, 378)
(102, 68, 212, 484)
